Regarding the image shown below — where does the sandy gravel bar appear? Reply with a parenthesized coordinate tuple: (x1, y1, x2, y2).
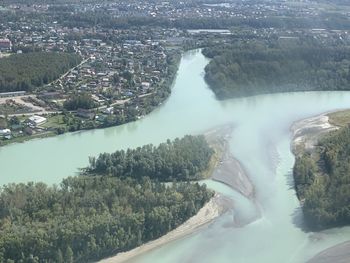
(98, 195, 224, 263)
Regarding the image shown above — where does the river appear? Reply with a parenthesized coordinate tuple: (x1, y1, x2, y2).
(1, 49, 350, 262)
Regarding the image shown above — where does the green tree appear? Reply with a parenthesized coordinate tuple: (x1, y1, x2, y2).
(55, 249, 64, 263)
(65, 246, 74, 263)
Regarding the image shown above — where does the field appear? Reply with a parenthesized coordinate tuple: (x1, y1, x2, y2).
(42, 115, 66, 129)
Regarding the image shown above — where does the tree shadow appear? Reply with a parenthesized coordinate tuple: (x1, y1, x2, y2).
(285, 169, 312, 232)
(286, 168, 296, 190)
(291, 206, 311, 232)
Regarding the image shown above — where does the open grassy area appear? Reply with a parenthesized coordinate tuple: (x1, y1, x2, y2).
(328, 109, 350, 127)
(42, 114, 66, 129)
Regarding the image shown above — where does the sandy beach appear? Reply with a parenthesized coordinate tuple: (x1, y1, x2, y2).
(97, 124, 245, 263)
(95, 123, 260, 263)
(98, 194, 225, 263)
(290, 113, 338, 155)
(307, 241, 350, 263)
(204, 124, 255, 199)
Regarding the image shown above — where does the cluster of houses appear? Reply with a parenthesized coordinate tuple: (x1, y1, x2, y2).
(52, 38, 168, 100)
(0, 115, 47, 140)
(0, 38, 12, 51)
(0, 15, 181, 115)
(5, 0, 325, 23)
(0, 128, 11, 139)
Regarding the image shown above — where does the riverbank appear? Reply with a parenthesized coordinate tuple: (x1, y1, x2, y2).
(6, 49, 350, 262)
(204, 124, 255, 199)
(98, 194, 226, 263)
(290, 113, 339, 156)
(307, 241, 350, 263)
(291, 111, 350, 263)
(97, 124, 253, 263)
(0, 52, 182, 148)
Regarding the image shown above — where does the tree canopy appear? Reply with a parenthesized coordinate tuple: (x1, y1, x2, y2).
(0, 135, 215, 262)
(0, 52, 81, 92)
(86, 135, 214, 181)
(0, 176, 212, 262)
(63, 93, 97, 110)
(294, 126, 350, 230)
(203, 43, 350, 99)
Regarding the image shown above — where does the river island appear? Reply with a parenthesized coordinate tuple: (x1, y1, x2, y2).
(1, 2, 350, 259)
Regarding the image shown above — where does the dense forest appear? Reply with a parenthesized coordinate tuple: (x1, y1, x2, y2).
(0, 52, 81, 92)
(86, 135, 214, 181)
(0, 135, 215, 262)
(294, 127, 350, 230)
(0, 177, 212, 263)
(203, 43, 350, 99)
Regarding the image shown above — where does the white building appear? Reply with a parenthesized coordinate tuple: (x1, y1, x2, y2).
(28, 115, 47, 126)
(0, 128, 11, 137)
(0, 91, 26, 98)
(141, 82, 151, 92)
(103, 107, 114, 115)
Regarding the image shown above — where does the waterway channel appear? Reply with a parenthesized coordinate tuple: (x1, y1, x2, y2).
(1, 49, 350, 262)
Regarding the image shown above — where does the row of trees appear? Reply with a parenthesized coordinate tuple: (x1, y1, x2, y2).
(86, 135, 214, 181)
(294, 126, 350, 230)
(203, 43, 350, 99)
(0, 176, 213, 263)
(0, 52, 81, 92)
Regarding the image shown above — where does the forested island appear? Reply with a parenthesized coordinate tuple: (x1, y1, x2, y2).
(0, 135, 215, 262)
(293, 112, 350, 230)
(203, 43, 350, 99)
(86, 135, 214, 181)
(0, 52, 82, 92)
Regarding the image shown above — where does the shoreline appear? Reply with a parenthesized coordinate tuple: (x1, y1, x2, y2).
(307, 241, 350, 263)
(98, 194, 225, 263)
(290, 112, 339, 156)
(97, 123, 253, 263)
(204, 124, 255, 199)
(0, 52, 182, 149)
(290, 112, 350, 263)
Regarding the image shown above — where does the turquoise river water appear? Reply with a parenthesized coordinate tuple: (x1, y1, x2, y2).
(1, 49, 350, 262)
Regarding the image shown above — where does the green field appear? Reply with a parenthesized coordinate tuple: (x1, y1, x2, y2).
(42, 114, 66, 129)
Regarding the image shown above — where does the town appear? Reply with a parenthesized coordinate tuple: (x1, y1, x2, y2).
(0, 17, 184, 145)
(0, 0, 350, 145)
